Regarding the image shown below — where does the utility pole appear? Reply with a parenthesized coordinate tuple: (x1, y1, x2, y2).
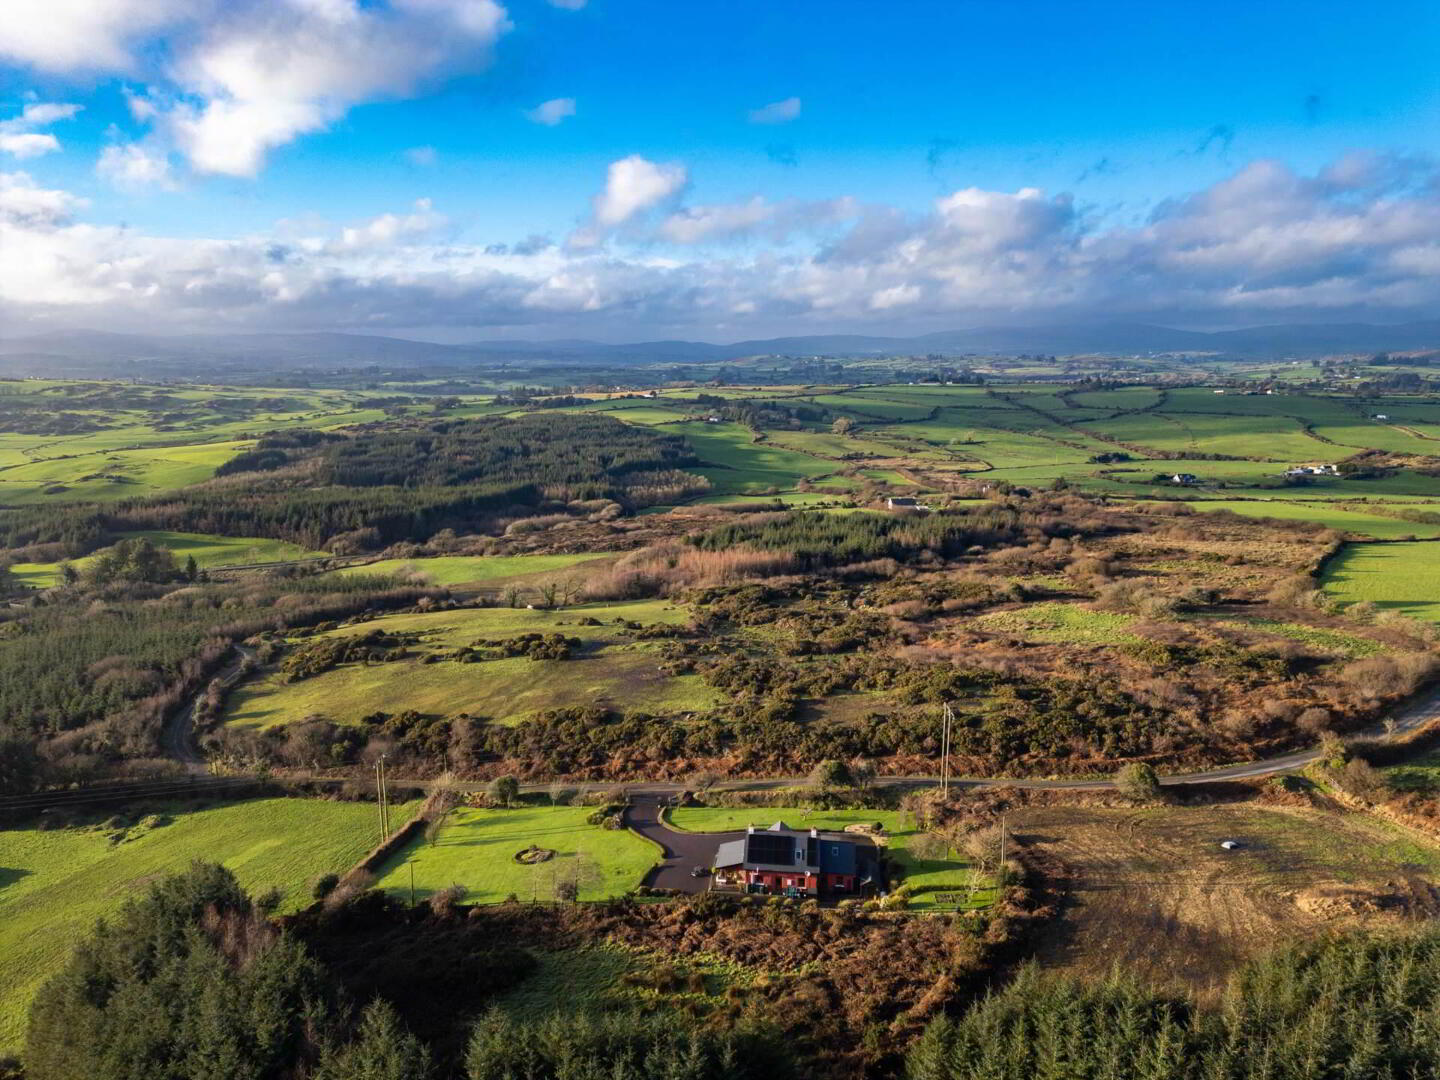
(998, 811, 1007, 890)
(375, 760, 386, 843)
(941, 702, 954, 797)
(375, 755, 391, 842)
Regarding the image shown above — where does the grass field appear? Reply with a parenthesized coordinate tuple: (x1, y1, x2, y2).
(972, 602, 1141, 645)
(10, 530, 324, 587)
(332, 552, 617, 588)
(1014, 802, 1440, 993)
(225, 599, 718, 728)
(670, 420, 839, 493)
(1149, 500, 1440, 539)
(374, 804, 658, 904)
(666, 807, 995, 912)
(1322, 541, 1440, 622)
(0, 796, 410, 1054)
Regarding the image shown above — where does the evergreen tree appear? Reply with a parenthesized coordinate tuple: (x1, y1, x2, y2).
(25, 862, 343, 1080)
(315, 1001, 431, 1080)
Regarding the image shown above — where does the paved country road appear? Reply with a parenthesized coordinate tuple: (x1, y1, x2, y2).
(135, 675, 1440, 803)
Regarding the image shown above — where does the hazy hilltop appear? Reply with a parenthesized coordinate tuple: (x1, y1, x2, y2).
(4, 320, 1440, 377)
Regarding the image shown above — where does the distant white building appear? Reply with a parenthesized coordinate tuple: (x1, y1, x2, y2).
(1373, 413, 1390, 421)
(1285, 464, 1339, 477)
(1171, 473, 1199, 485)
(887, 496, 931, 511)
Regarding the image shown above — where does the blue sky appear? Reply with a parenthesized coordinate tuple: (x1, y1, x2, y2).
(2, 0, 1439, 340)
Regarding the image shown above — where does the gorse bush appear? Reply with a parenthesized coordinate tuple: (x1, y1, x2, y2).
(907, 930, 1440, 1080)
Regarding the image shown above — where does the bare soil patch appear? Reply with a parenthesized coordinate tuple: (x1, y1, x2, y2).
(1013, 801, 1440, 994)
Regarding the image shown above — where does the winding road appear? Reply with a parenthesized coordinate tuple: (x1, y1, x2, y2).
(155, 657, 1440, 796)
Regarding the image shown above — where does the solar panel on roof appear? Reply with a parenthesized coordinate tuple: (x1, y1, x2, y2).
(746, 833, 798, 865)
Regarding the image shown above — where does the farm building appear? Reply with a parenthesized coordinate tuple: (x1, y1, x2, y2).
(886, 496, 931, 510)
(1170, 473, 1199, 485)
(712, 822, 878, 897)
(1285, 464, 1339, 477)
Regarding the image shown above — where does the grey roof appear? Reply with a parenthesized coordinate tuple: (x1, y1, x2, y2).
(714, 839, 747, 868)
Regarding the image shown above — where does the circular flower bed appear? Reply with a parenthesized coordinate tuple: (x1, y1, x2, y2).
(514, 845, 556, 864)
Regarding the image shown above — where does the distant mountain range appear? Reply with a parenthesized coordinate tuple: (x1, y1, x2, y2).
(2, 320, 1439, 376)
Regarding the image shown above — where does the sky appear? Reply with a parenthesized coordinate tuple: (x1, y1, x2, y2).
(1, 0, 1439, 343)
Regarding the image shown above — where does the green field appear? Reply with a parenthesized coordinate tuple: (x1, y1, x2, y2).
(0, 796, 409, 1054)
(666, 807, 995, 912)
(332, 552, 617, 588)
(1140, 500, 1440, 539)
(225, 600, 719, 728)
(10, 530, 324, 587)
(972, 602, 1141, 645)
(374, 804, 658, 904)
(1322, 541, 1440, 623)
(670, 420, 840, 493)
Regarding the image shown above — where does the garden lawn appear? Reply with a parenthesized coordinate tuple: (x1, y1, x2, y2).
(1322, 541, 1440, 623)
(666, 807, 995, 912)
(0, 797, 411, 1055)
(374, 804, 658, 904)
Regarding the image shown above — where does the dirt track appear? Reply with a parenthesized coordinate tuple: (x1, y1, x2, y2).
(1012, 802, 1440, 993)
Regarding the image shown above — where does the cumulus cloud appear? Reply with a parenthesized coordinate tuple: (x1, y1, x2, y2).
(658, 196, 857, 245)
(525, 97, 575, 126)
(0, 171, 85, 227)
(0, 101, 82, 158)
(587, 154, 688, 230)
(5, 155, 1440, 337)
(747, 96, 801, 125)
(0, 0, 189, 72)
(97, 142, 176, 189)
(1, 1, 512, 177)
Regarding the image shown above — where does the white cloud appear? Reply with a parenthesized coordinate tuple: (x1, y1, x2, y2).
(525, 97, 576, 126)
(97, 142, 176, 189)
(404, 145, 438, 166)
(6, 155, 1440, 337)
(747, 96, 801, 125)
(0, 100, 83, 158)
(590, 155, 688, 228)
(325, 198, 447, 253)
(0, 171, 85, 227)
(0, 1, 512, 177)
(546, 0, 587, 8)
(0, 134, 60, 159)
(0, 0, 189, 72)
(657, 195, 857, 244)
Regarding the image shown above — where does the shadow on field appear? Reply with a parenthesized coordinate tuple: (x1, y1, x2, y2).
(0, 867, 31, 891)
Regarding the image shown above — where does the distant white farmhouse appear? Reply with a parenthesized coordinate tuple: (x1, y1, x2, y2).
(1171, 473, 1199, 485)
(886, 496, 931, 511)
(1285, 464, 1339, 477)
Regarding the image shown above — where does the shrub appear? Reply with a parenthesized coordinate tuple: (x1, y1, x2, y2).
(1115, 762, 1162, 801)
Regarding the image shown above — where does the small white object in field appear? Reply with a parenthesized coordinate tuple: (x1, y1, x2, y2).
(1220, 840, 1241, 851)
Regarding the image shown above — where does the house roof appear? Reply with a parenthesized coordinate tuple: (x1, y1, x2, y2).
(714, 839, 747, 868)
(713, 824, 867, 875)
